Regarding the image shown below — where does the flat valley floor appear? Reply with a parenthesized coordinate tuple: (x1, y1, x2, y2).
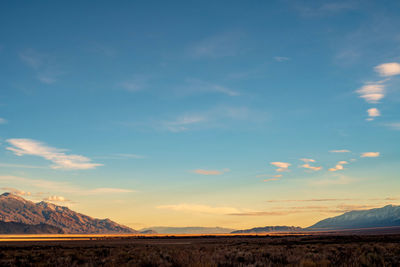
(0, 234, 400, 266)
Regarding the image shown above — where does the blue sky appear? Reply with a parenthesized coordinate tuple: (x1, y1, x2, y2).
(0, 0, 400, 229)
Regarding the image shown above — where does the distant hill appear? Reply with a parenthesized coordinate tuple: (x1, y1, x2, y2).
(140, 227, 235, 234)
(0, 192, 137, 234)
(308, 205, 400, 230)
(0, 221, 64, 234)
(140, 229, 158, 234)
(231, 226, 303, 234)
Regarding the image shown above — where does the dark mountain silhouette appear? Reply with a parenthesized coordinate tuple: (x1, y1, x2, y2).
(0, 192, 137, 234)
(308, 205, 400, 230)
(0, 221, 64, 234)
(231, 226, 303, 234)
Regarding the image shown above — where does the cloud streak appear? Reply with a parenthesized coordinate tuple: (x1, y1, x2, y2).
(193, 169, 229, 175)
(330, 150, 350, 153)
(6, 139, 102, 170)
(361, 152, 380, 158)
(270, 162, 291, 172)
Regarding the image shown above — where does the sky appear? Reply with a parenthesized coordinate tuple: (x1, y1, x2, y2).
(0, 0, 400, 230)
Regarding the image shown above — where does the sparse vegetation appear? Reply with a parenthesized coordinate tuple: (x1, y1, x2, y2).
(0, 235, 399, 266)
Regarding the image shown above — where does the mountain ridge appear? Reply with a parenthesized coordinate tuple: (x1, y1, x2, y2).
(0, 192, 137, 234)
(308, 204, 400, 230)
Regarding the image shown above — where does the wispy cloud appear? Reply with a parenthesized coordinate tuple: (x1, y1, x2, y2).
(0, 187, 31, 196)
(119, 75, 149, 92)
(160, 106, 265, 133)
(301, 163, 322, 171)
(0, 175, 134, 195)
(178, 79, 240, 97)
(361, 152, 380, 158)
(270, 162, 291, 172)
(266, 198, 355, 203)
(295, 1, 357, 17)
(263, 178, 279, 182)
(189, 32, 243, 58)
(6, 138, 102, 170)
(19, 49, 63, 84)
(163, 115, 206, 132)
(193, 169, 230, 175)
(274, 56, 290, 62)
(384, 122, 400, 130)
(0, 118, 7, 124)
(43, 195, 70, 202)
(374, 62, 400, 77)
(330, 149, 351, 153)
(356, 82, 386, 103)
(366, 108, 380, 121)
(157, 203, 240, 215)
(300, 158, 315, 163)
(256, 174, 282, 178)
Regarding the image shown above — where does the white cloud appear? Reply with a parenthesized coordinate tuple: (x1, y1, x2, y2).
(366, 108, 380, 121)
(356, 83, 385, 103)
(329, 149, 351, 153)
(270, 162, 291, 172)
(6, 139, 102, 170)
(193, 169, 229, 175)
(0, 118, 7, 124)
(361, 152, 380, 158)
(328, 161, 348, 172)
(374, 62, 400, 77)
(300, 158, 315, 163)
(157, 203, 240, 215)
(301, 163, 322, 171)
(367, 108, 380, 117)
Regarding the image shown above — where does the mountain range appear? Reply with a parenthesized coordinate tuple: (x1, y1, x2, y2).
(1, 192, 400, 234)
(0, 192, 137, 234)
(308, 205, 400, 230)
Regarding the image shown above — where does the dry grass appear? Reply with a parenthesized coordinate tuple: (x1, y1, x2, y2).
(0, 235, 399, 266)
